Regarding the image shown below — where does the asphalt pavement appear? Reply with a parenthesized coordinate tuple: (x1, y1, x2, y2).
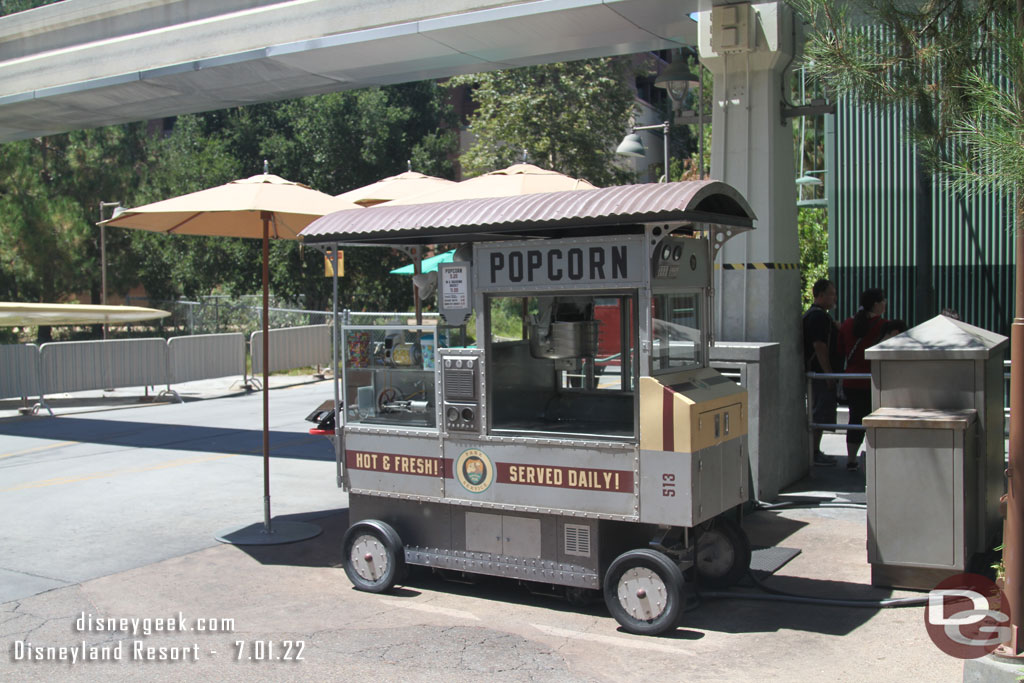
(0, 378, 978, 681)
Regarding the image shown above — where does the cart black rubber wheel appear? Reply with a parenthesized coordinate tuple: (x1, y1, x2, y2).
(603, 549, 685, 635)
(342, 520, 406, 593)
(694, 516, 752, 589)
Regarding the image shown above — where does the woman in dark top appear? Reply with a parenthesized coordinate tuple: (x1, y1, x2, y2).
(839, 288, 887, 471)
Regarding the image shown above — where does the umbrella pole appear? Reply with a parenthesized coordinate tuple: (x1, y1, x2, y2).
(414, 247, 422, 325)
(214, 210, 321, 546)
(262, 212, 272, 533)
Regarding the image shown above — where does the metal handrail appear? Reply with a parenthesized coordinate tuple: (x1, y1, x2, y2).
(805, 370, 870, 430)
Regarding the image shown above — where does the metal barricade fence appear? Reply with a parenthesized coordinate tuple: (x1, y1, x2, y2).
(168, 333, 246, 384)
(39, 338, 169, 395)
(4, 310, 460, 415)
(0, 343, 40, 401)
(250, 324, 332, 376)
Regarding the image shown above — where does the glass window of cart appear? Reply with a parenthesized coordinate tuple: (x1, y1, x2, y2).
(486, 293, 637, 440)
(342, 324, 437, 429)
(651, 292, 703, 373)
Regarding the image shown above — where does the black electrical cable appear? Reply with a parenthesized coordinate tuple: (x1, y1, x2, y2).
(754, 499, 867, 511)
(696, 498, 926, 607)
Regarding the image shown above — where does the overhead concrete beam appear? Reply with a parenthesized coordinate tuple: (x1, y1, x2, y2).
(0, 0, 697, 141)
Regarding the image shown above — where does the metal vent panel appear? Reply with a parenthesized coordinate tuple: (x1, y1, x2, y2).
(444, 369, 476, 400)
(563, 523, 591, 558)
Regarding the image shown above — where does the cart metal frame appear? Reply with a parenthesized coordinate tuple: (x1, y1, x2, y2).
(302, 181, 758, 634)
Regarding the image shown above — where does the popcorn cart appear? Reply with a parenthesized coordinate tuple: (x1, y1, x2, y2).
(301, 181, 756, 635)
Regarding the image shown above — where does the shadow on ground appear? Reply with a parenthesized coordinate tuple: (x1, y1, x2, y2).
(229, 506, 887, 639)
(0, 416, 333, 461)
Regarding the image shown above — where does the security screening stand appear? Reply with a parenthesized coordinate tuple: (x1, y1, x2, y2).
(301, 181, 757, 635)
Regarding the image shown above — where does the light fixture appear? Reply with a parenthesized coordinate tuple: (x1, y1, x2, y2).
(615, 133, 646, 158)
(655, 49, 705, 180)
(655, 60, 701, 105)
(796, 173, 825, 207)
(616, 122, 670, 182)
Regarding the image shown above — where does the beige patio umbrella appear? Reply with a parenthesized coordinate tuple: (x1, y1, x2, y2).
(377, 163, 598, 318)
(335, 170, 458, 320)
(0, 302, 169, 327)
(386, 163, 598, 205)
(101, 171, 362, 545)
(335, 170, 457, 207)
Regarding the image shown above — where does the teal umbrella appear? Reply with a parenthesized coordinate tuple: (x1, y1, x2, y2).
(390, 249, 456, 275)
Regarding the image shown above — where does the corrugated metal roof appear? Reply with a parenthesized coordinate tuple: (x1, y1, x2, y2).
(299, 180, 756, 245)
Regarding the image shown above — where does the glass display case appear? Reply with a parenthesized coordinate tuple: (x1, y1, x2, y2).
(485, 293, 637, 440)
(341, 323, 464, 430)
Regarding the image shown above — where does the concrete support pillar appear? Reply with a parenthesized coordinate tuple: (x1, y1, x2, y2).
(699, 2, 805, 498)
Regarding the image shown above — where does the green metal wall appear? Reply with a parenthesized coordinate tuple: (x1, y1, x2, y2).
(829, 99, 1016, 336)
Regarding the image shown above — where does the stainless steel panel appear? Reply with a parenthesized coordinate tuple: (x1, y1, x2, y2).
(465, 512, 502, 554)
(502, 515, 541, 558)
(878, 359, 975, 410)
(639, 437, 746, 527)
(637, 449, 695, 527)
(868, 426, 965, 569)
(441, 348, 484, 434)
(529, 320, 598, 359)
(349, 494, 452, 551)
(720, 435, 748, 510)
(696, 446, 722, 525)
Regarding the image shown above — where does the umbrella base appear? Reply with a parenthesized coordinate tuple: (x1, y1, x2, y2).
(215, 520, 321, 545)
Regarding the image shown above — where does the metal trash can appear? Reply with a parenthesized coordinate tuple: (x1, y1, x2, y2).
(864, 408, 977, 588)
(863, 315, 1007, 589)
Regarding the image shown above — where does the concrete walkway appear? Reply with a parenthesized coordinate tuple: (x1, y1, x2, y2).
(0, 382, 975, 681)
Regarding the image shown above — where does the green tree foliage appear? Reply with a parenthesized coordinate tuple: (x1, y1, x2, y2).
(128, 81, 458, 312)
(451, 58, 636, 186)
(126, 115, 245, 303)
(798, 207, 829, 309)
(792, 0, 1008, 160)
(0, 125, 150, 339)
(940, 10, 1024, 204)
(0, 80, 456, 327)
(0, 0, 57, 17)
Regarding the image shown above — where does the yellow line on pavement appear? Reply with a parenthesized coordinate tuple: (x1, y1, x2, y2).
(0, 452, 238, 492)
(0, 441, 78, 460)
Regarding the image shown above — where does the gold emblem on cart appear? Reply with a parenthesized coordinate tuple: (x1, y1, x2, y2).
(456, 449, 493, 493)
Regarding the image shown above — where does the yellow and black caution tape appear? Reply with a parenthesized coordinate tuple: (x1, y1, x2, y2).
(715, 262, 800, 270)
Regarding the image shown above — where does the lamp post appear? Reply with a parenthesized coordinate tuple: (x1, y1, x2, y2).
(98, 201, 121, 339)
(655, 53, 704, 179)
(616, 121, 671, 182)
